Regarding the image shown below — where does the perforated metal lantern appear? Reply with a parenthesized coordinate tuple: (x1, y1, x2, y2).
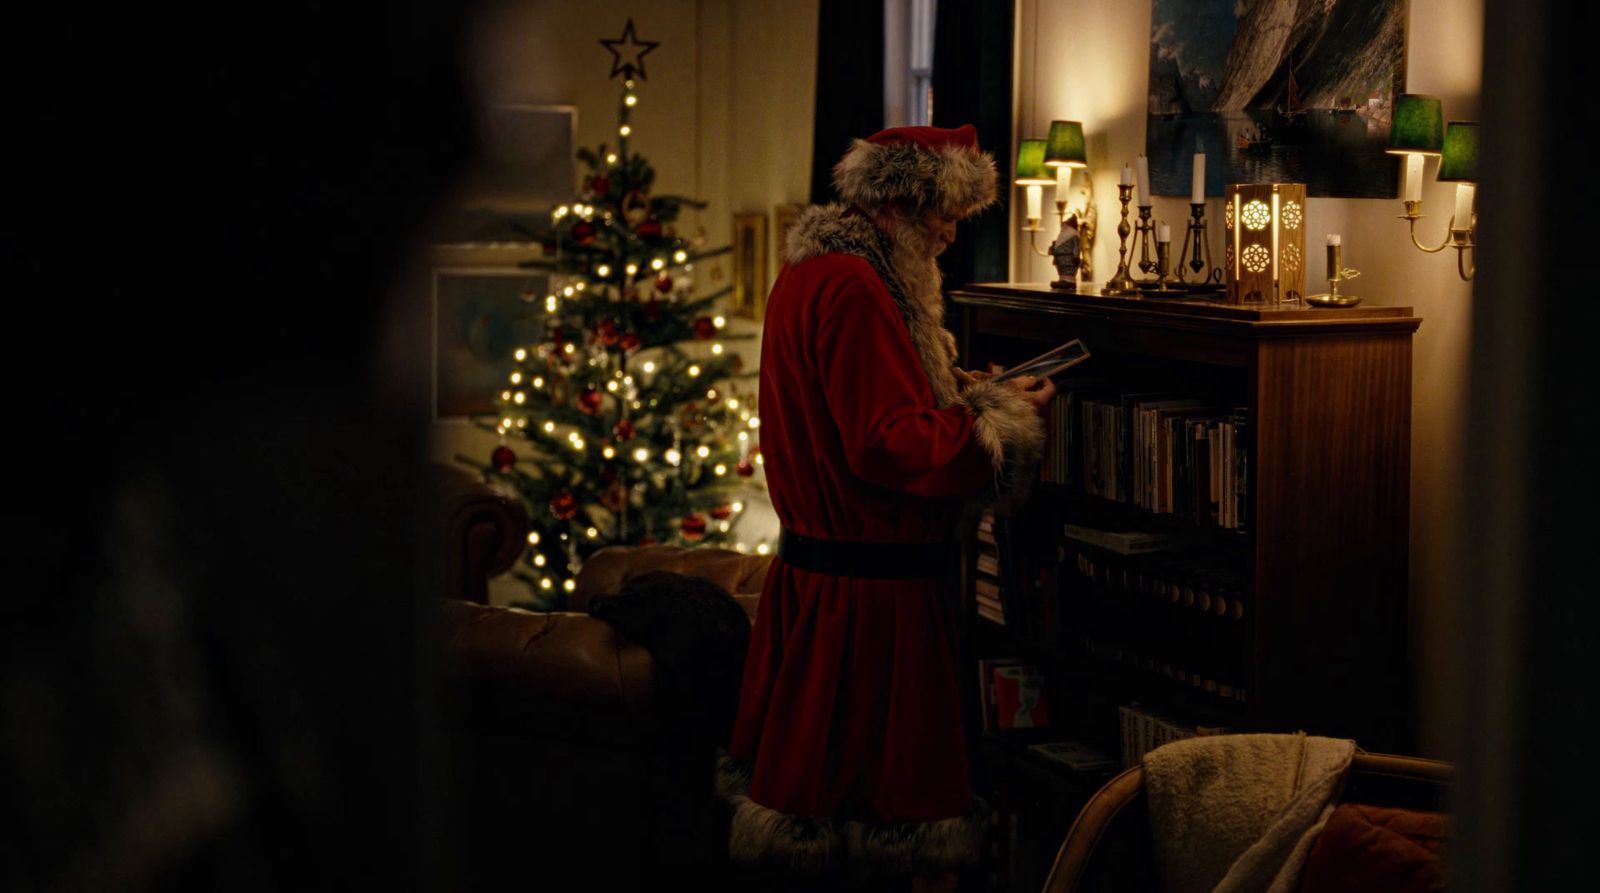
(1224, 182, 1307, 304)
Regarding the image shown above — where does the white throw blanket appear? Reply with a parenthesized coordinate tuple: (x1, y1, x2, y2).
(1143, 732, 1356, 893)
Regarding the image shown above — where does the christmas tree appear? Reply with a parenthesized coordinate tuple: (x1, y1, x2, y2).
(458, 20, 766, 610)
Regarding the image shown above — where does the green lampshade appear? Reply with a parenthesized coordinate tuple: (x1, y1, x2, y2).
(1044, 120, 1087, 168)
(1015, 138, 1053, 185)
(1436, 121, 1479, 182)
(1386, 94, 1444, 156)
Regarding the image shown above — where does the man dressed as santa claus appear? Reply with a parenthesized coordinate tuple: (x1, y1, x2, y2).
(722, 124, 1053, 889)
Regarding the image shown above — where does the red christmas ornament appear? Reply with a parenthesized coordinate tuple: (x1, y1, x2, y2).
(571, 220, 597, 246)
(710, 504, 733, 520)
(594, 319, 620, 347)
(638, 535, 657, 546)
(620, 332, 642, 353)
(612, 418, 636, 441)
(736, 457, 755, 478)
(577, 387, 603, 415)
(693, 316, 716, 340)
(491, 445, 517, 472)
(591, 174, 610, 195)
(549, 491, 579, 520)
(644, 298, 660, 321)
(680, 513, 707, 542)
(655, 272, 673, 293)
(636, 219, 663, 241)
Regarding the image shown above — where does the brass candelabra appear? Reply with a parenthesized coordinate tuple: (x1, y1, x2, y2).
(1400, 200, 1476, 281)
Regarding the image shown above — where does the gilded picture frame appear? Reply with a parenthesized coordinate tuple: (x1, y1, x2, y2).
(731, 211, 769, 320)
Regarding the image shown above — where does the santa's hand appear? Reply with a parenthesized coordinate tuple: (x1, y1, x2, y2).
(1005, 375, 1056, 413)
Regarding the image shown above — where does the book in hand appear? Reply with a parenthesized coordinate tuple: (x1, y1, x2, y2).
(992, 338, 1091, 383)
(1027, 740, 1117, 772)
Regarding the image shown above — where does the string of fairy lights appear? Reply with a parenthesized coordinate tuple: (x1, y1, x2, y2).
(470, 43, 771, 598)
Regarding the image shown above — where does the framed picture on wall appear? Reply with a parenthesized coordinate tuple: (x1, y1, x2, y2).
(731, 212, 769, 320)
(1144, 0, 1404, 198)
(430, 103, 577, 258)
(431, 267, 549, 421)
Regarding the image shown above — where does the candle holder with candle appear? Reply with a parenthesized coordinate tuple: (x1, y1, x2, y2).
(1101, 182, 1140, 296)
(1175, 201, 1224, 293)
(1395, 121, 1478, 281)
(1222, 182, 1307, 304)
(1306, 234, 1363, 307)
(1142, 223, 1181, 295)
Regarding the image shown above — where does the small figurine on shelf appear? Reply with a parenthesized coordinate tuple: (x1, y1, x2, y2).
(1049, 212, 1081, 291)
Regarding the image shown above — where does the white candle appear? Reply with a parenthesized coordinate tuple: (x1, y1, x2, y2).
(1121, 164, 1133, 186)
(1453, 183, 1476, 230)
(1055, 164, 1073, 199)
(1025, 184, 1043, 222)
(1158, 223, 1172, 243)
(1326, 233, 1341, 246)
(1191, 153, 1206, 204)
(1136, 155, 1151, 206)
(1404, 154, 1423, 203)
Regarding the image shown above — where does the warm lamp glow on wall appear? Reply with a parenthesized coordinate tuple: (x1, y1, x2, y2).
(1016, 121, 1096, 290)
(1387, 93, 1476, 280)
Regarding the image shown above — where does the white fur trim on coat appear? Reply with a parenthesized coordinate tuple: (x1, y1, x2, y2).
(958, 377, 1047, 502)
(717, 753, 986, 875)
(832, 139, 998, 218)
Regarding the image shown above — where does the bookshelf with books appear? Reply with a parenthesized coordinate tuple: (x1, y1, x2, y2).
(954, 283, 1420, 767)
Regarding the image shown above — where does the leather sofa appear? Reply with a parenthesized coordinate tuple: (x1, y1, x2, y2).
(431, 467, 772, 890)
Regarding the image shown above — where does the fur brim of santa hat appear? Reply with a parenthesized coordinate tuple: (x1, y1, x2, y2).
(832, 124, 998, 219)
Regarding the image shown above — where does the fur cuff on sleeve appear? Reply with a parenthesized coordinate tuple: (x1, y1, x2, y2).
(960, 378, 1046, 475)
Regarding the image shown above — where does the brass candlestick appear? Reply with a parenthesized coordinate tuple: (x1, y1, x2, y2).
(1133, 205, 1158, 284)
(1102, 184, 1139, 296)
(1306, 241, 1363, 307)
(1148, 240, 1179, 294)
(1177, 202, 1222, 288)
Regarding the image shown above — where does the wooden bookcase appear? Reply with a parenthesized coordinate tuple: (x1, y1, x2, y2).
(952, 283, 1421, 854)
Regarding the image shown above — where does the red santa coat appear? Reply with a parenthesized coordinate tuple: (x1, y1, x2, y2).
(724, 205, 1043, 874)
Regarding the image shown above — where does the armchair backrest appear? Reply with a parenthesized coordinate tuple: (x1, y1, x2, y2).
(1040, 752, 1451, 893)
(573, 544, 774, 621)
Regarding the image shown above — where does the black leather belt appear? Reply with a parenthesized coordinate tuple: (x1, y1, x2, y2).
(777, 529, 959, 580)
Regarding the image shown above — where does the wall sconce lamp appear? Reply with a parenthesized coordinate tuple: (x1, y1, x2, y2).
(1387, 94, 1477, 280)
(1015, 121, 1095, 290)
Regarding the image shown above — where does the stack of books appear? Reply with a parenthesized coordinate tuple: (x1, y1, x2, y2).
(1118, 703, 1231, 768)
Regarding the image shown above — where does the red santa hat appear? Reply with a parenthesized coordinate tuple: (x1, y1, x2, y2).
(832, 123, 998, 219)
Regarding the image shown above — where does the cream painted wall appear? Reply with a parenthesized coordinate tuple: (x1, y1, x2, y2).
(1011, 0, 1481, 757)
(412, 0, 815, 601)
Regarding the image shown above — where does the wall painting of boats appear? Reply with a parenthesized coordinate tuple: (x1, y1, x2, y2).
(1145, 0, 1406, 199)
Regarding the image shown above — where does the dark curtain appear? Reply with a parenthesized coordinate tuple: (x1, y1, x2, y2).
(809, 0, 885, 204)
(932, 0, 1013, 290)
(1456, 2, 1600, 892)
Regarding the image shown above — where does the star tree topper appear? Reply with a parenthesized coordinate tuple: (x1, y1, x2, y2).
(599, 19, 659, 81)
